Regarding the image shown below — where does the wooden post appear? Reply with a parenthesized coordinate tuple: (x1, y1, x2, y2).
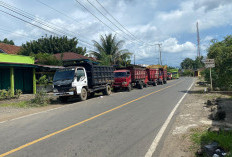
(10, 67, 14, 96)
(33, 68, 36, 94)
(210, 67, 213, 91)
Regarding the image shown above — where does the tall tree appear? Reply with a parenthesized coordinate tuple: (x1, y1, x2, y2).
(20, 35, 87, 56)
(180, 58, 194, 69)
(90, 34, 132, 66)
(0, 38, 14, 45)
(205, 35, 232, 90)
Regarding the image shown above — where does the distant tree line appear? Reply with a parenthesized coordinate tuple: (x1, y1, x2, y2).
(0, 38, 14, 45)
(2, 33, 132, 66)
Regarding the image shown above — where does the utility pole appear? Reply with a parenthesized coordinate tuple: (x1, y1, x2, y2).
(153, 43, 162, 65)
(157, 44, 162, 65)
(196, 22, 201, 57)
(156, 58, 160, 65)
(134, 54, 135, 65)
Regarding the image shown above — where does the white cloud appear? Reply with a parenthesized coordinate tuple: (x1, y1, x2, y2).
(162, 38, 196, 53)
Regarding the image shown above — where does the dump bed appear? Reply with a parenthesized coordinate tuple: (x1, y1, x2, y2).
(126, 66, 146, 81)
(65, 61, 114, 87)
(146, 68, 159, 80)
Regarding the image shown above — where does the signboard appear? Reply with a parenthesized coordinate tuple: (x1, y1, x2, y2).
(204, 59, 215, 68)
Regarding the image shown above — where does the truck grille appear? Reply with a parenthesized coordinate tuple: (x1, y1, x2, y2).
(54, 84, 71, 92)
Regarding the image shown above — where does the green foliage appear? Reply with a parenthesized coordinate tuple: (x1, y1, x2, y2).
(19, 35, 86, 56)
(205, 35, 232, 90)
(15, 89, 22, 99)
(180, 56, 205, 70)
(90, 34, 132, 66)
(191, 129, 232, 155)
(0, 38, 14, 45)
(0, 89, 22, 100)
(30, 89, 48, 106)
(34, 53, 62, 65)
(181, 69, 193, 76)
(37, 75, 49, 85)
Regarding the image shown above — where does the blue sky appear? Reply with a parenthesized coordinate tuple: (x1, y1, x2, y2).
(0, 0, 232, 67)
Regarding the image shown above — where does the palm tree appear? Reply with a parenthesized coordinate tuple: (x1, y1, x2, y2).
(90, 34, 132, 66)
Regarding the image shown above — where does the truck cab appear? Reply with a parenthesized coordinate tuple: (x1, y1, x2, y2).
(53, 67, 88, 101)
(113, 70, 132, 91)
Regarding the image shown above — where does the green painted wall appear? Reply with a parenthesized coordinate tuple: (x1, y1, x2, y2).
(0, 53, 34, 64)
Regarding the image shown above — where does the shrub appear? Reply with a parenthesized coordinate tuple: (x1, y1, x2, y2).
(15, 89, 22, 99)
(37, 75, 49, 86)
(31, 88, 48, 106)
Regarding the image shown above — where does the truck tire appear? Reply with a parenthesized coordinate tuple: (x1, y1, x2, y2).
(160, 80, 163, 85)
(127, 84, 132, 92)
(153, 82, 157, 86)
(144, 84, 148, 88)
(138, 83, 143, 89)
(103, 85, 111, 95)
(59, 96, 68, 103)
(164, 80, 167, 84)
(80, 88, 87, 101)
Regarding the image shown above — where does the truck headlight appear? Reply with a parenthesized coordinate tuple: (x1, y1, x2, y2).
(69, 87, 76, 92)
(53, 88, 58, 93)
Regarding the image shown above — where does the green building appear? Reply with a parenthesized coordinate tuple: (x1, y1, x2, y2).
(0, 53, 36, 95)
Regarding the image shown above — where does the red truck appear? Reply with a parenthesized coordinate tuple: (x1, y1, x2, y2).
(158, 68, 167, 85)
(113, 69, 132, 91)
(113, 66, 148, 91)
(146, 68, 159, 86)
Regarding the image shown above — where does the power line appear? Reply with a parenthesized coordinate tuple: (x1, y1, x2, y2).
(93, 0, 147, 44)
(86, 0, 131, 40)
(0, 1, 94, 49)
(0, 27, 37, 40)
(75, 0, 123, 39)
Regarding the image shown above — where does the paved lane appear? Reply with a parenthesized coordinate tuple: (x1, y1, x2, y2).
(0, 77, 194, 157)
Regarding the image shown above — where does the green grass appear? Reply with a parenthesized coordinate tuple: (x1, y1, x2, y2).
(0, 100, 48, 108)
(0, 101, 30, 108)
(190, 128, 232, 156)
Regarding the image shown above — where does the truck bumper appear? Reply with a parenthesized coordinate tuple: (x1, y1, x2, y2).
(54, 92, 75, 96)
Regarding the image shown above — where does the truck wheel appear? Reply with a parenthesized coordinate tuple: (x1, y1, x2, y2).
(59, 96, 68, 103)
(164, 80, 167, 84)
(160, 81, 163, 85)
(80, 88, 87, 101)
(127, 84, 132, 92)
(138, 83, 143, 89)
(103, 85, 111, 95)
(144, 84, 148, 88)
(153, 82, 157, 86)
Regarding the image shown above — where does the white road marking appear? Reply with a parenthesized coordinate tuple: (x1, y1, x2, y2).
(145, 79, 195, 157)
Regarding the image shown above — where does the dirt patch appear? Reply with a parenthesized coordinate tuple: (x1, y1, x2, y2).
(159, 78, 232, 157)
(0, 94, 63, 123)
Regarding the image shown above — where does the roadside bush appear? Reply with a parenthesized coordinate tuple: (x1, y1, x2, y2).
(181, 69, 193, 76)
(15, 89, 22, 99)
(0, 89, 23, 100)
(37, 75, 49, 86)
(30, 88, 48, 106)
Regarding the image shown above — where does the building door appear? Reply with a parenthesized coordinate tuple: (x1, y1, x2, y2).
(0, 68, 10, 90)
(15, 68, 33, 93)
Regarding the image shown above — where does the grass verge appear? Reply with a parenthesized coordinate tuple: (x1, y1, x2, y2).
(0, 100, 48, 108)
(190, 127, 232, 157)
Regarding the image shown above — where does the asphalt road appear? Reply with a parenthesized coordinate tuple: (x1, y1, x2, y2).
(0, 77, 194, 157)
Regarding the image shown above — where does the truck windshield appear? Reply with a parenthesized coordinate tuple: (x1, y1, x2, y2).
(114, 72, 126, 78)
(172, 72, 178, 74)
(53, 69, 75, 81)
